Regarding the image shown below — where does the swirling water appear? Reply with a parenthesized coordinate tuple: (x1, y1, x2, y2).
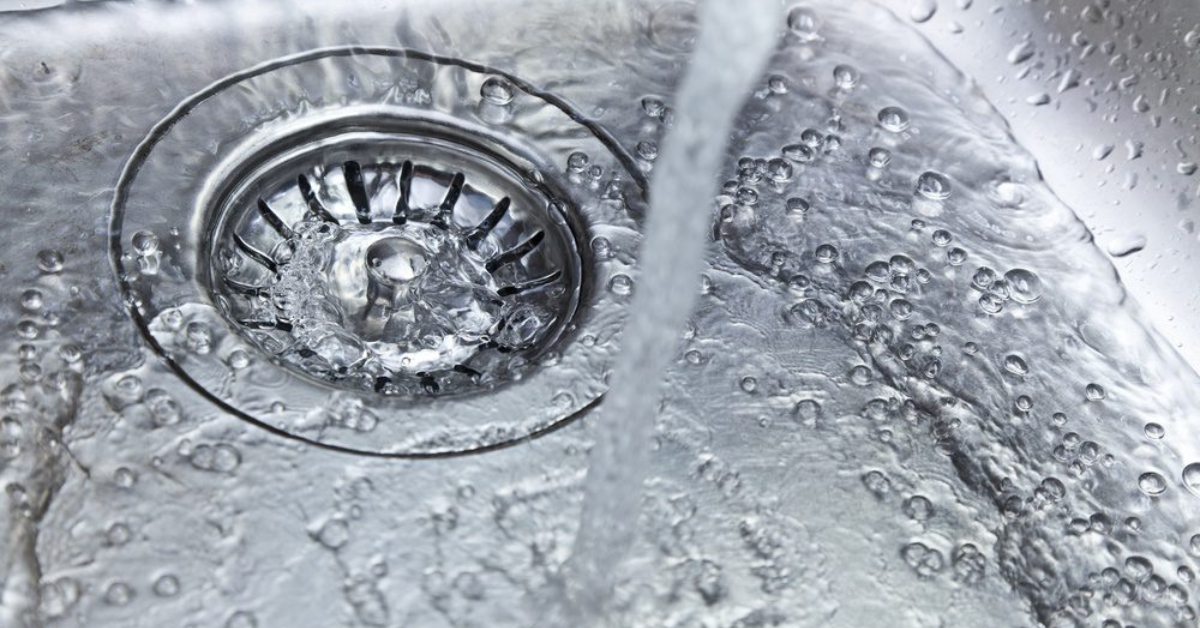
(0, 1, 1199, 627)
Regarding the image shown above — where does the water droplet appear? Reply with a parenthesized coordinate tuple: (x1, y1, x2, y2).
(153, 574, 180, 597)
(786, 197, 810, 214)
(1003, 354, 1029, 376)
(767, 158, 794, 181)
(878, 106, 911, 132)
(1138, 471, 1167, 496)
(609, 274, 633, 296)
(1107, 233, 1147, 257)
(766, 75, 788, 94)
(833, 64, 861, 89)
(1183, 463, 1200, 497)
(946, 247, 968, 266)
(1144, 422, 1165, 439)
(916, 171, 952, 200)
(636, 140, 659, 161)
(1084, 383, 1106, 401)
(739, 376, 758, 393)
(480, 76, 515, 105)
(1007, 40, 1036, 64)
(132, 230, 160, 255)
(787, 7, 820, 41)
(37, 249, 64, 273)
(931, 229, 952, 246)
(104, 582, 134, 606)
(815, 244, 839, 264)
(904, 495, 933, 520)
(318, 518, 350, 549)
(567, 152, 590, 173)
(909, 0, 938, 23)
(1004, 269, 1042, 304)
(20, 289, 43, 311)
(641, 96, 666, 119)
(782, 143, 816, 163)
(868, 147, 892, 168)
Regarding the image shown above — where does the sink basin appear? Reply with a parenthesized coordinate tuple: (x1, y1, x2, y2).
(1, 1, 1199, 627)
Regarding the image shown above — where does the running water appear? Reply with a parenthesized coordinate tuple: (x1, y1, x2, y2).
(557, 0, 782, 622)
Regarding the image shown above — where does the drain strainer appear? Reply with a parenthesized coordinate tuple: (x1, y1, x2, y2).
(111, 49, 645, 456)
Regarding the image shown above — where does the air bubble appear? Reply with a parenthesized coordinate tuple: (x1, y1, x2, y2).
(916, 171, 952, 200)
(480, 76, 515, 105)
(878, 106, 911, 132)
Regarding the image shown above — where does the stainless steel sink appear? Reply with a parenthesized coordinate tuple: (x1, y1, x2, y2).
(2, 1, 1199, 627)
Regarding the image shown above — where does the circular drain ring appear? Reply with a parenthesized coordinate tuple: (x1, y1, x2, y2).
(110, 47, 646, 457)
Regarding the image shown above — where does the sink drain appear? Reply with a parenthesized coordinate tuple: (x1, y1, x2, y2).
(111, 48, 645, 456)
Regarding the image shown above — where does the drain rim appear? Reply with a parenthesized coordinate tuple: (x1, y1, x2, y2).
(110, 47, 645, 457)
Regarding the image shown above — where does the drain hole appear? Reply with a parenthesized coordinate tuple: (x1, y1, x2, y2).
(211, 146, 579, 396)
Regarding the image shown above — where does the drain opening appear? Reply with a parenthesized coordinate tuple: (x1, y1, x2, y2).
(111, 49, 645, 456)
(209, 133, 582, 397)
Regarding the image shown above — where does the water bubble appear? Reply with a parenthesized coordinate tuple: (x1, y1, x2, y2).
(736, 187, 759, 205)
(105, 582, 134, 606)
(767, 158, 794, 181)
(114, 467, 137, 488)
(636, 140, 659, 161)
(946, 247, 968, 266)
(787, 7, 820, 41)
(37, 249, 64, 273)
(1084, 383, 1106, 401)
(916, 171, 952, 200)
(17, 320, 39, 339)
(833, 64, 861, 89)
(766, 75, 788, 94)
(971, 267, 997, 290)
(132, 230, 160, 255)
(641, 96, 666, 119)
(567, 152, 590, 173)
(850, 365, 873, 385)
(318, 519, 350, 549)
(1183, 463, 1200, 497)
(740, 376, 758, 393)
(1138, 471, 1167, 496)
(480, 76, 515, 105)
(1144, 422, 1165, 439)
(815, 244, 839, 264)
(609, 274, 633, 296)
(909, 0, 938, 23)
(878, 106, 911, 132)
(904, 495, 933, 520)
(227, 349, 251, 370)
(862, 470, 891, 496)
(1015, 395, 1034, 412)
(931, 229, 952, 247)
(1003, 354, 1029, 376)
(901, 542, 944, 577)
(868, 147, 892, 168)
(782, 143, 816, 163)
(20, 289, 43, 311)
(146, 389, 181, 427)
(786, 197, 810, 214)
(185, 322, 212, 354)
(153, 574, 180, 597)
(106, 522, 132, 546)
(979, 294, 1004, 314)
(794, 399, 821, 427)
(212, 444, 241, 473)
(1004, 268, 1043, 304)
(889, 299, 914, 320)
(801, 129, 825, 147)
